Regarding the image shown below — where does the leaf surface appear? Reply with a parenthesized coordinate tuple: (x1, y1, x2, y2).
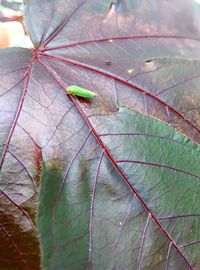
(1, 1, 200, 269)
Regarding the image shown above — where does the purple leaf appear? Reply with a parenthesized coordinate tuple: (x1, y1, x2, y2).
(1, 1, 200, 269)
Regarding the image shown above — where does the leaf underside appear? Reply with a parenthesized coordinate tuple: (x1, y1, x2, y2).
(1, 1, 200, 269)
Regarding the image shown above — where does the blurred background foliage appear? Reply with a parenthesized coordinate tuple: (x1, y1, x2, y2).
(0, 0, 33, 48)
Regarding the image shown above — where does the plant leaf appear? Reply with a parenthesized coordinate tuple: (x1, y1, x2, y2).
(1, 1, 200, 269)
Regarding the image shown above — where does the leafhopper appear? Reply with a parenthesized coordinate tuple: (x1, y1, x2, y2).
(67, 85, 96, 99)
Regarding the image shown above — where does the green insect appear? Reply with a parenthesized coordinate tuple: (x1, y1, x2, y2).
(67, 85, 96, 99)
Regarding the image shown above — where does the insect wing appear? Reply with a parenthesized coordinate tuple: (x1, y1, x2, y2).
(67, 85, 96, 98)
